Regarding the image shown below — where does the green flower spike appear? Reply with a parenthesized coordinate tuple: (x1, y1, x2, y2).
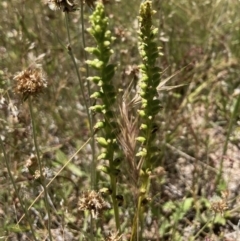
(131, 2, 162, 240)
(86, 2, 121, 232)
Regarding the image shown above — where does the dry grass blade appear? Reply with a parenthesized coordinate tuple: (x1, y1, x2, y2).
(157, 66, 188, 92)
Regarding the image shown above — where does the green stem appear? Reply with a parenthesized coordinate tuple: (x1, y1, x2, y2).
(0, 138, 38, 241)
(106, 144, 120, 231)
(110, 174, 120, 232)
(28, 97, 53, 241)
(130, 196, 143, 241)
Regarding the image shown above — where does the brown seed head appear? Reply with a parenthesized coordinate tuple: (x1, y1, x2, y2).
(210, 195, 228, 216)
(105, 232, 123, 241)
(14, 66, 47, 100)
(78, 190, 109, 219)
(46, 0, 78, 12)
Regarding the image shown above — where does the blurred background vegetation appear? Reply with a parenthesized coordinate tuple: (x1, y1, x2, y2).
(1, 0, 240, 240)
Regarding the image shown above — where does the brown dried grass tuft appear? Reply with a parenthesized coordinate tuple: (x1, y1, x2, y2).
(118, 91, 139, 186)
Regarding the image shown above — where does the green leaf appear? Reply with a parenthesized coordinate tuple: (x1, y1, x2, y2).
(162, 200, 176, 212)
(181, 198, 194, 212)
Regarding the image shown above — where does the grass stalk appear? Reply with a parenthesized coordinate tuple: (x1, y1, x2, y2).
(64, 11, 96, 189)
(28, 97, 53, 241)
(130, 195, 144, 241)
(79, 0, 96, 189)
(65, 10, 96, 240)
(64, 12, 88, 111)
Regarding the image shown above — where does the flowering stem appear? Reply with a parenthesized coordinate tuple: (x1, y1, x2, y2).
(132, 1, 162, 239)
(28, 97, 53, 241)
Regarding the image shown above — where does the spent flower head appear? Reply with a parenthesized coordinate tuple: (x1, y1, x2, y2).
(105, 231, 123, 241)
(14, 66, 47, 101)
(46, 0, 78, 12)
(78, 190, 110, 219)
(210, 195, 228, 216)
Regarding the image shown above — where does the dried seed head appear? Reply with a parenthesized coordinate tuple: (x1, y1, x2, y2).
(210, 195, 228, 216)
(78, 190, 110, 219)
(46, 0, 78, 12)
(25, 154, 38, 175)
(34, 168, 53, 180)
(14, 66, 47, 100)
(105, 232, 123, 241)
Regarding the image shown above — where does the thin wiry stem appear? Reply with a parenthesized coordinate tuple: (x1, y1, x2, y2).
(80, 0, 91, 97)
(65, 10, 96, 239)
(79, 3, 97, 241)
(79, 0, 96, 189)
(64, 12, 89, 111)
(28, 97, 53, 241)
(64, 12, 94, 159)
(0, 137, 38, 241)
